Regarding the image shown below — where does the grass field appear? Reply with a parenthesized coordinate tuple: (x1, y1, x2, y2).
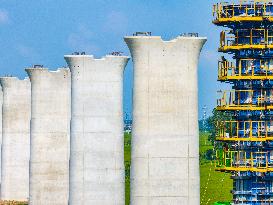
(200, 163, 232, 205)
(0, 202, 28, 205)
(124, 132, 232, 205)
(124, 132, 131, 205)
(200, 132, 232, 205)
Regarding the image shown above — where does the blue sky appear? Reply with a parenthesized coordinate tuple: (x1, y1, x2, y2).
(0, 0, 225, 119)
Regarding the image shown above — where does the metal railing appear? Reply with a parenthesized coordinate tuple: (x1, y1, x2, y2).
(71, 52, 86, 55)
(217, 120, 273, 141)
(219, 29, 273, 50)
(180, 33, 199, 37)
(213, 0, 273, 22)
(215, 150, 273, 171)
(133, 32, 152, 36)
(217, 89, 268, 110)
(33, 64, 44, 68)
(218, 58, 273, 80)
(109, 51, 123, 56)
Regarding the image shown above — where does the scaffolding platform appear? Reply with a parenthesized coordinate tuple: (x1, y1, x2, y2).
(214, 0, 273, 204)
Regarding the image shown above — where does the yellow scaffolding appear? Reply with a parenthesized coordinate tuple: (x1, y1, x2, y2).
(213, 0, 273, 24)
(219, 28, 273, 51)
(218, 58, 273, 80)
(215, 150, 273, 172)
(217, 89, 268, 110)
(216, 120, 273, 141)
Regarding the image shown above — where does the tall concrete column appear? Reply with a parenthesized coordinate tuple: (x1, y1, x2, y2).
(0, 87, 3, 187)
(0, 77, 31, 202)
(64, 54, 129, 205)
(26, 68, 71, 205)
(124, 35, 206, 205)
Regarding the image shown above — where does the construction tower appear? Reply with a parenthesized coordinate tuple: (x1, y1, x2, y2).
(213, 1, 273, 204)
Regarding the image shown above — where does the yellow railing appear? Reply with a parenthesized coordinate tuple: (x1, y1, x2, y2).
(218, 58, 273, 80)
(217, 120, 273, 141)
(213, 0, 273, 23)
(219, 29, 273, 51)
(215, 150, 273, 172)
(217, 89, 267, 110)
(218, 59, 235, 79)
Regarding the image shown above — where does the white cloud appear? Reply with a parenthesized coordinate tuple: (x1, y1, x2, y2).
(16, 45, 33, 57)
(16, 44, 41, 63)
(103, 11, 128, 34)
(67, 24, 100, 54)
(0, 9, 9, 24)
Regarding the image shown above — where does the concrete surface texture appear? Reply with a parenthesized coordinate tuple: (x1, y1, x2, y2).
(64, 54, 129, 205)
(0, 77, 31, 201)
(0, 88, 3, 186)
(26, 68, 71, 205)
(124, 35, 206, 205)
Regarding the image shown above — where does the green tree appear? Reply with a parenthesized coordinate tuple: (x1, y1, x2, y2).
(206, 109, 232, 144)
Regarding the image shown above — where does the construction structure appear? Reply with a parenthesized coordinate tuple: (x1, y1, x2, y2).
(213, 1, 273, 204)
(124, 33, 206, 205)
(0, 77, 30, 202)
(26, 67, 71, 205)
(65, 53, 129, 205)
